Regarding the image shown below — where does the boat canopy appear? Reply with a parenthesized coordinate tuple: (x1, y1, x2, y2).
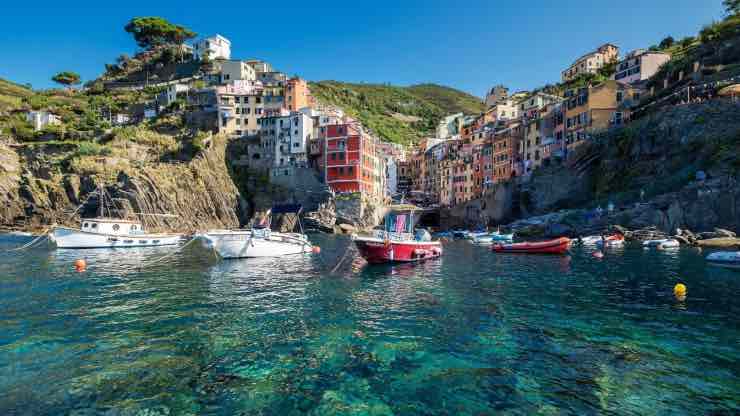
(384, 210, 415, 234)
(271, 204, 303, 214)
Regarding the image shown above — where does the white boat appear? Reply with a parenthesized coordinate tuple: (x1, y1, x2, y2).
(643, 239, 680, 249)
(197, 204, 313, 259)
(472, 233, 514, 245)
(197, 228, 313, 259)
(579, 236, 603, 245)
(706, 251, 740, 269)
(50, 218, 181, 249)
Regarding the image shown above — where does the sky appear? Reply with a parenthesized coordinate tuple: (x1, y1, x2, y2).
(0, 0, 726, 97)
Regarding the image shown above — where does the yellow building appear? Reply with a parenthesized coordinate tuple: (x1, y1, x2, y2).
(563, 80, 640, 155)
(561, 43, 619, 82)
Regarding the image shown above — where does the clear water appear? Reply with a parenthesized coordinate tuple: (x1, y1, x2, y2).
(1, 234, 739, 415)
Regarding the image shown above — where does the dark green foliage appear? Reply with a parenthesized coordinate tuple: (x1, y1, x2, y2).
(309, 81, 484, 144)
(124, 17, 196, 50)
(51, 71, 81, 87)
(659, 36, 675, 49)
(725, 0, 740, 15)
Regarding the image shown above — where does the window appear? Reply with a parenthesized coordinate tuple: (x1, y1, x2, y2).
(91, 223, 98, 229)
(235, 97, 240, 103)
(112, 224, 120, 231)
(83, 222, 89, 228)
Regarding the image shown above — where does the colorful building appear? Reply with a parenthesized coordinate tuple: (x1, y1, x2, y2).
(323, 123, 385, 197)
(613, 49, 671, 85)
(561, 43, 619, 82)
(286, 77, 310, 111)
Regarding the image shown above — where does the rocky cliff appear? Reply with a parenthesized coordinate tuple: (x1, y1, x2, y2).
(0, 136, 249, 232)
(519, 100, 740, 234)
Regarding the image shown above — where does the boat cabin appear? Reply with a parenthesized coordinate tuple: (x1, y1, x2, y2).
(80, 218, 145, 235)
(375, 205, 426, 241)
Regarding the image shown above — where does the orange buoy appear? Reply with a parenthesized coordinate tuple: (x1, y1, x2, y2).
(312, 246, 321, 254)
(74, 259, 87, 272)
(592, 251, 604, 259)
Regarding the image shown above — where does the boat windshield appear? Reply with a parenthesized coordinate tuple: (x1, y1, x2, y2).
(384, 212, 414, 234)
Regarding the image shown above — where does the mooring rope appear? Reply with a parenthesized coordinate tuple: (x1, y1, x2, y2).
(137, 237, 202, 270)
(2, 229, 51, 252)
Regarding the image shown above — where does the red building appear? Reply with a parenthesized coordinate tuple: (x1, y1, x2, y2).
(492, 122, 521, 184)
(323, 123, 384, 196)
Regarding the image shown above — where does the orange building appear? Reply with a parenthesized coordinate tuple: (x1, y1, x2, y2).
(285, 77, 310, 111)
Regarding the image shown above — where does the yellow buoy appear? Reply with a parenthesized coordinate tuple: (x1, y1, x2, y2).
(74, 259, 87, 272)
(674, 283, 687, 299)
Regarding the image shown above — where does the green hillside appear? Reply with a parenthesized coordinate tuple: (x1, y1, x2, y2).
(309, 81, 485, 145)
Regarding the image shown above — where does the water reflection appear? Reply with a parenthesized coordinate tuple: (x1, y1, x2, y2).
(1, 234, 740, 415)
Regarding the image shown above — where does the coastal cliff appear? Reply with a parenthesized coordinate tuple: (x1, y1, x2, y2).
(517, 100, 740, 235)
(0, 135, 248, 232)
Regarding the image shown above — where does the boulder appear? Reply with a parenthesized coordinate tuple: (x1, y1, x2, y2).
(338, 223, 356, 233)
(713, 228, 736, 238)
(696, 237, 740, 249)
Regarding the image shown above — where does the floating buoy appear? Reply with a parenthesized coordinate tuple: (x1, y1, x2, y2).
(74, 259, 87, 272)
(312, 246, 321, 254)
(592, 251, 604, 259)
(674, 283, 687, 300)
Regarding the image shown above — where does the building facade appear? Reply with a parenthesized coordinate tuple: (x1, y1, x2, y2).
(561, 43, 619, 82)
(194, 35, 231, 60)
(613, 50, 671, 85)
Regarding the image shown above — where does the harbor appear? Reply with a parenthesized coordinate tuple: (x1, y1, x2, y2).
(1, 232, 739, 414)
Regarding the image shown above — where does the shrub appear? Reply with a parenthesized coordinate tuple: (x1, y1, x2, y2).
(75, 142, 112, 157)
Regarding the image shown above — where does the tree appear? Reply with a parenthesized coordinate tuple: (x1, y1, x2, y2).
(724, 0, 740, 15)
(659, 36, 675, 49)
(51, 71, 81, 88)
(124, 17, 196, 53)
(170, 25, 197, 62)
(124, 17, 176, 50)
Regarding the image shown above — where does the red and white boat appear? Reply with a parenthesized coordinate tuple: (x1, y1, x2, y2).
(353, 205, 442, 264)
(492, 237, 571, 255)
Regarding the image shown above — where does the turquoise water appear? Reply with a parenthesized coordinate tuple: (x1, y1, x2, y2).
(1, 234, 739, 415)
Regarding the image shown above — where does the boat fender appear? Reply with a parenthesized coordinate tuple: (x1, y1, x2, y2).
(592, 251, 604, 259)
(312, 246, 321, 254)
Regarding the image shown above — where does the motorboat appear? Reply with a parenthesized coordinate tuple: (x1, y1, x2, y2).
(354, 205, 442, 264)
(596, 234, 625, 248)
(472, 232, 514, 245)
(643, 239, 680, 249)
(706, 251, 740, 269)
(50, 218, 181, 249)
(197, 204, 313, 259)
(492, 237, 571, 255)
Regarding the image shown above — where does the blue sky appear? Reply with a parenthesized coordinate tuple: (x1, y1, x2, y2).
(0, 0, 725, 97)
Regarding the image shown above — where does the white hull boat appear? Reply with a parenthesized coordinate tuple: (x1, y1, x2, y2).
(197, 229, 313, 259)
(643, 239, 680, 249)
(50, 219, 181, 249)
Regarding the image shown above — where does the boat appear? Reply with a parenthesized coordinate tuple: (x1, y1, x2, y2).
(49, 186, 181, 249)
(472, 232, 514, 245)
(197, 204, 313, 259)
(596, 234, 625, 248)
(353, 205, 442, 264)
(492, 237, 571, 254)
(643, 239, 680, 249)
(50, 218, 182, 249)
(579, 235, 603, 245)
(706, 251, 740, 269)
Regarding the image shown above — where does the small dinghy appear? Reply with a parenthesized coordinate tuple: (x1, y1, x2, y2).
(706, 251, 740, 269)
(643, 239, 680, 249)
(596, 234, 625, 248)
(472, 232, 513, 245)
(492, 237, 571, 255)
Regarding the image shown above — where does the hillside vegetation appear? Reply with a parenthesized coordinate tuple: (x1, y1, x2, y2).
(309, 81, 485, 144)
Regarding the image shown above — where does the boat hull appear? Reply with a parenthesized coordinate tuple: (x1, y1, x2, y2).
(492, 237, 571, 255)
(354, 238, 442, 264)
(50, 227, 181, 249)
(198, 231, 313, 259)
(706, 251, 740, 269)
